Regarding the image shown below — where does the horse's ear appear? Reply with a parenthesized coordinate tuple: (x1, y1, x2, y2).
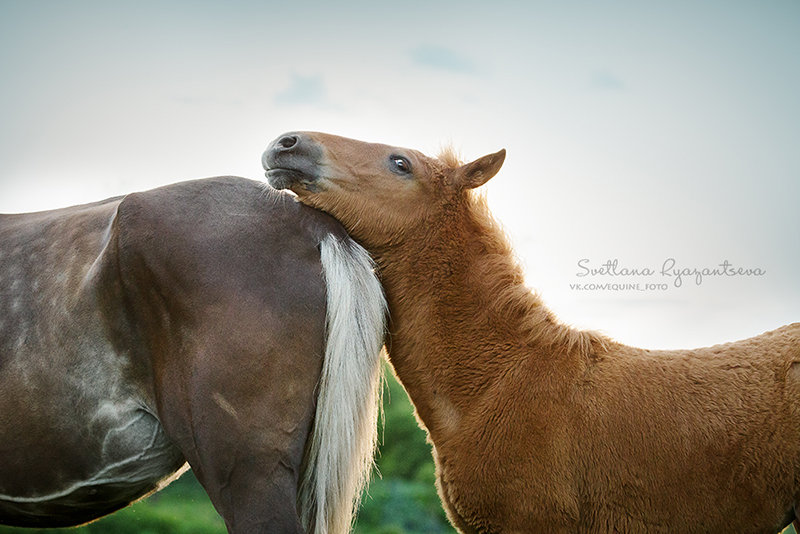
(453, 149, 506, 190)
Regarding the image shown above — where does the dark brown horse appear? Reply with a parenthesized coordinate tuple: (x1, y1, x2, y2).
(0, 176, 386, 533)
(263, 132, 800, 534)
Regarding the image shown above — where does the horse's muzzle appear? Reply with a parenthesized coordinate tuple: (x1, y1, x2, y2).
(262, 132, 323, 191)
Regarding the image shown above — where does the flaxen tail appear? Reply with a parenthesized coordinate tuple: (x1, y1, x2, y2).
(298, 234, 386, 534)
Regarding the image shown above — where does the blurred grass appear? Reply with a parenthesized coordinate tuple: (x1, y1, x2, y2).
(0, 471, 225, 534)
(0, 366, 453, 534)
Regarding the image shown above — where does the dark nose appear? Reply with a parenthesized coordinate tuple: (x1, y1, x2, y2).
(263, 132, 309, 170)
(265, 132, 316, 162)
(262, 132, 323, 185)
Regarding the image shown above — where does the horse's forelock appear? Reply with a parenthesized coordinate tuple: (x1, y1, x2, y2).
(437, 146, 463, 169)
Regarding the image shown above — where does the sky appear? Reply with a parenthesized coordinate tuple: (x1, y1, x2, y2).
(1, 1, 798, 349)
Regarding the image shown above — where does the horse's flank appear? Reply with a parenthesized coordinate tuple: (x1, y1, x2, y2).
(263, 132, 800, 533)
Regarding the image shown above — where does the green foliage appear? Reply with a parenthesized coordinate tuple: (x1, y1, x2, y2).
(375, 367, 437, 484)
(356, 478, 450, 534)
(0, 366, 453, 534)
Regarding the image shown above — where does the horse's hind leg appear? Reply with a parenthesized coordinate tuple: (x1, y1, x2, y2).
(200, 451, 306, 534)
(157, 359, 319, 533)
(152, 335, 323, 533)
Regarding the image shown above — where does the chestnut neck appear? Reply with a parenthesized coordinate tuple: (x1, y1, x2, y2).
(368, 196, 596, 443)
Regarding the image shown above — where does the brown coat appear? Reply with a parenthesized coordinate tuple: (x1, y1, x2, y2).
(263, 131, 800, 533)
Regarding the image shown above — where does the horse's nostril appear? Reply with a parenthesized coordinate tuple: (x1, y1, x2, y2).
(278, 135, 298, 150)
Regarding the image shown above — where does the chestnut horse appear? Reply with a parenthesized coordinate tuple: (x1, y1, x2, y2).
(264, 132, 800, 534)
(0, 177, 385, 533)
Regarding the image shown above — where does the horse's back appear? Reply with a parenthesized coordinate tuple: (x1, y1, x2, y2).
(0, 177, 343, 528)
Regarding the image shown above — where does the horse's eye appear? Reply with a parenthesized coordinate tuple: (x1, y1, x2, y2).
(390, 156, 412, 175)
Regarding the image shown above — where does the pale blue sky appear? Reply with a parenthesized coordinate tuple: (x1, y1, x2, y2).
(1, 1, 798, 348)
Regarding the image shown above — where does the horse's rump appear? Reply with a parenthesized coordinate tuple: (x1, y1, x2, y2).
(0, 177, 384, 533)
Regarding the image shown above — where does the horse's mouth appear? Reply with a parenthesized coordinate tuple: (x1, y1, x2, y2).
(262, 133, 324, 192)
(264, 168, 315, 191)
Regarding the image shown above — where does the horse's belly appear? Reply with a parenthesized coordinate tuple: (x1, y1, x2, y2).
(0, 404, 186, 527)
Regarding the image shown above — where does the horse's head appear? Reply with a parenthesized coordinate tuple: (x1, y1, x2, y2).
(262, 132, 505, 246)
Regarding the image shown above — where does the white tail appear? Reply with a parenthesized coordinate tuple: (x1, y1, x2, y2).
(298, 234, 386, 534)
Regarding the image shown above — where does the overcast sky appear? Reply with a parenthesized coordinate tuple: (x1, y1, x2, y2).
(1, 1, 798, 349)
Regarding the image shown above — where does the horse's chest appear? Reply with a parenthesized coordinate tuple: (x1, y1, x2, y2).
(435, 448, 505, 533)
